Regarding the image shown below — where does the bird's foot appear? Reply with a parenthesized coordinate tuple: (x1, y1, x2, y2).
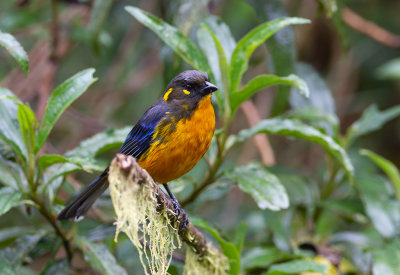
(162, 183, 188, 233)
(170, 198, 188, 234)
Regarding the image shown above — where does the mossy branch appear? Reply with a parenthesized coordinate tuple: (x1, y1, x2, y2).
(109, 154, 228, 275)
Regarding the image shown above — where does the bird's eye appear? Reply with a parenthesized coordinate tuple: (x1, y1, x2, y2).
(185, 84, 192, 89)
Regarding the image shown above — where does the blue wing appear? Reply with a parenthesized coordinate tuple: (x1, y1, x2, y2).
(119, 99, 168, 159)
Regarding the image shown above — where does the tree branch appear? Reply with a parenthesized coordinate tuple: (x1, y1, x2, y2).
(342, 7, 400, 48)
(111, 154, 210, 257)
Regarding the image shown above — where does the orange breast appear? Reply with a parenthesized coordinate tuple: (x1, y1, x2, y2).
(138, 94, 215, 183)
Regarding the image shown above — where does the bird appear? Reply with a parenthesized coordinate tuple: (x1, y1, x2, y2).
(57, 70, 218, 223)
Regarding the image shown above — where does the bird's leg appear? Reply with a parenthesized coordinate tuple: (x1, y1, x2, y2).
(162, 183, 188, 233)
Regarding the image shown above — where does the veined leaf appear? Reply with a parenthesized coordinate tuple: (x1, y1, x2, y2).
(231, 74, 309, 112)
(191, 217, 240, 275)
(0, 30, 29, 75)
(125, 6, 210, 74)
(75, 237, 128, 275)
(229, 17, 310, 92)
(360, 149, 400, 202)
(0, 89, 26, 162)
(346, 105, 400, 148)
(235, 118, 354, 180)
(36, 68, 97, 153)
(0, 187, 22, 216)
(225, 163, 289, 211)
(265, 259, 329, 275)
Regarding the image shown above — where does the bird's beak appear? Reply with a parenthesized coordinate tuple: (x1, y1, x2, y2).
(202, 81, 218, 95)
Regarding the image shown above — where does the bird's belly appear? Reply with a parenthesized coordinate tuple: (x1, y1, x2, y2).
(138, 96, 215, 183)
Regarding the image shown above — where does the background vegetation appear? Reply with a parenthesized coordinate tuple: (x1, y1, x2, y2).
(1, 0, 400, 274)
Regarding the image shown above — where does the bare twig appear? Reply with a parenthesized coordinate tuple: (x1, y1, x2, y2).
(342, 7, 400, 48)
(240, 100, 276, 165)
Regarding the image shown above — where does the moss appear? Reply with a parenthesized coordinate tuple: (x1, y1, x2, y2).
(184, 244, 229, 275)
(109, 161, 181, 275)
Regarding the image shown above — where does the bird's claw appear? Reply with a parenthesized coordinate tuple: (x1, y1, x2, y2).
(170, 199, 188, 233)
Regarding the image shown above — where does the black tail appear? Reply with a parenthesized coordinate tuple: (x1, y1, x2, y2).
(57, 169, 109, 220)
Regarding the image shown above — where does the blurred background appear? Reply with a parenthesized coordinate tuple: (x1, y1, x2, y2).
(1, 0, 400, 274)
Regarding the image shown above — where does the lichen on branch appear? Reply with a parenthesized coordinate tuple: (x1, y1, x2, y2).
(109, 154, 229, 275)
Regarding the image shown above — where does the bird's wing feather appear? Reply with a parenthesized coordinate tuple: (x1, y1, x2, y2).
(119, 100, 168, 159)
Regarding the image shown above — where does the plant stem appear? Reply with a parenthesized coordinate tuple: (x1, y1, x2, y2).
(30, 194, 73, 262)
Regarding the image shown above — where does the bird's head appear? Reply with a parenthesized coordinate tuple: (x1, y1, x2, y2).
(162, 70, 218, 103)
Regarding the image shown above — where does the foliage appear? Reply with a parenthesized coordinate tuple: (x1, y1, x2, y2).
(0, 0, 399, 274)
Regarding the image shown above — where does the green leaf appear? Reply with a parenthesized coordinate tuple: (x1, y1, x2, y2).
(0, 226, 36, 242)
(66, 126, 131, 160)
(17, 103, 37, 158)
(125, 6, 210, 74)
(355, 174, 400, 238)
(289, 63, 336, 136)
(36, 68, 97, 153)
(289, 63, 335, 114)
(231, 74, 309, 112)
(0, 30, 29, 75)
(373, 240, 400, 275)
(0, 187, 22, 216)
(87, 0, 113, 54)
(225, 163, 289, 210)
(0, 258, 14, 275)
(41, 259, 69, 275)
(285, 107, 339, 137)
(39, 127, 130, 198)
(235, 118, 354, 180)
(191, 217, 240, 275)
(376, 57, 400, 80)
(0, 89, 27, 162)
(229, 17, 310, 92)
(197, 23, 229, 109)
(271, 168, 316, 207)
(0, 156, 27, 190)
(38, 154, 70, 173)
(204, 16, 236, 63)
(247, 0, 297, 115)
(346, 105, 400, 148)
(75, 237, 128, 275)
(265, 259, 329, 275)
(360, 149, 400, 202)
(242, 247, 291, 271)
(0, 230, 46, 267)
(233, 222, 247, 253)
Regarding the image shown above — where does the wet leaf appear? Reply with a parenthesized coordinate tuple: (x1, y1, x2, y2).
(0, 30, 28, 74)
(36, 68, 97, 153)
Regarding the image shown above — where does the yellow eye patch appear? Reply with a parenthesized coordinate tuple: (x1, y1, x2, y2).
(163, 88, 173, 101)
(183, 89, 190, 95)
